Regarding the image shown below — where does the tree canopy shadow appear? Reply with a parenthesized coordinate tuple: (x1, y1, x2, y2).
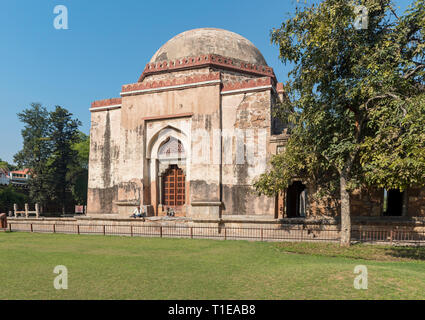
(386, 245, 425, 261)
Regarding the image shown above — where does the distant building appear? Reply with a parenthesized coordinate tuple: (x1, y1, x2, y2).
(0, 168, 9, 185)
(9, 169, 30, 186)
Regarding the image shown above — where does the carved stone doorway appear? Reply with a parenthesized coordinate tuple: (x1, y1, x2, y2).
(162, 164, 186, 213)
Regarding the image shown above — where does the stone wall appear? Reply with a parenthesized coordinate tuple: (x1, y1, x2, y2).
(87, 108, 121, 215)
(277, 183, 425, 219)
(142, 67, 211, 82)
(216, 69, 259, 84)
(89, 59, 283, 219)
(221, 90, 275, 216)
(407, 188, 425, 216)
(119, 74, 223, 218)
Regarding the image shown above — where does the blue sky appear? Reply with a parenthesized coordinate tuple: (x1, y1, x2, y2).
(0, 0, 412, 164)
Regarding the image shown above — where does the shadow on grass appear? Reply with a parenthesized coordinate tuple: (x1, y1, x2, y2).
(387, 246, 425, 261)
(275, 241, 425, 262)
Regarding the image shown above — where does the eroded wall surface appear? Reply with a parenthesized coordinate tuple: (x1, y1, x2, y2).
(88, 62, 280, 218)
(221, 89, 275, 216)
(119, 70, 223, 216)
(88, 108, 121, 214)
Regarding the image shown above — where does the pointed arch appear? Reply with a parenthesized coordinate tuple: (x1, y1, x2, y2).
(147, 125, 190, 160)
(158, 136, 186, 160)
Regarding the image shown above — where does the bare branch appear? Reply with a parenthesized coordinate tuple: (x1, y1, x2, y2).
(389, 7, 401, 22)
(364, 93, 400, 109)
(403, 64, 425, 79)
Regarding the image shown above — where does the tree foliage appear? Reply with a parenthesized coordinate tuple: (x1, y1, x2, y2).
(254, 0, 425, 245)
(70, 131, 89, 205)
(14, 104, 87, 214)
(14, 103, 51, 206)
(47, 106, 82, 214)
(0, 186, 27, 214)
(0, 159, 17, 171)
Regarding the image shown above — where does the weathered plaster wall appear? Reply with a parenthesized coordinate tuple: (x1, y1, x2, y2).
(89, 65, 282, 218)
(215, 69, 258, 84)
(119, 79, 222, 217)
(221, 90, 275, 216)
(88, 109, 121, 214)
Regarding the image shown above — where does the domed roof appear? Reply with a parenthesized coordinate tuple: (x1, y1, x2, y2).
(150, 28, 268, 66)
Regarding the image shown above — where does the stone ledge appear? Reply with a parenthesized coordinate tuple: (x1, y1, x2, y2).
(191, 201, 223, 207)
(8, 217, 77, 222)
(219, 215, 277, 224)
(114, 201, 139, 206)
(352, 216, 425, 226)
(221, 77, 272, 93)
(79, 214, 120, 220)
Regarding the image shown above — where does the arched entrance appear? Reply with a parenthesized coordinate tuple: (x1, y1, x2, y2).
(286, 181, 307, 218)
(145, 120, 192, 217)
(162, 164, 186, 209)
(383, 189, 405, 216)
(156, 136, 188, 216)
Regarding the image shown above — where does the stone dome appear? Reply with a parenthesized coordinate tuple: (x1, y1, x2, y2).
(150, 28, 268, 66)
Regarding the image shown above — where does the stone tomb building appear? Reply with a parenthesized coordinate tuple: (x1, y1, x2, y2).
(88, 28, 285, 219)
(88, 28, 425, 220)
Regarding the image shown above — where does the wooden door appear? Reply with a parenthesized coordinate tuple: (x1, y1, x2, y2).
(163, 165, 186, 207)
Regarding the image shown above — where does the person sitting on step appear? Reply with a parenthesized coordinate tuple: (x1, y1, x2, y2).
(130, 206, 143, 218)
(166, 207, 175, 217)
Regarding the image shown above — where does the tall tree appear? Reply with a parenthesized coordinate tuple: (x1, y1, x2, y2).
(48, 106, 81, 214)
(14, 103, 51, 207)
(70, 131, 90, 206)
(255, 0, 425, 246)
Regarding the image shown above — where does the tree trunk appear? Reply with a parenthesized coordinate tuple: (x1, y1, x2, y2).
(340, 172, 351, 247)
(62, 185, 66, 215)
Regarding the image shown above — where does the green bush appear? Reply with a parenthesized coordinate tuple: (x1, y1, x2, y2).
(0, 186, 28, 213)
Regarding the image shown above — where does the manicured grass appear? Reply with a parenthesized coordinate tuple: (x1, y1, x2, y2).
(1, 232, 425, 300)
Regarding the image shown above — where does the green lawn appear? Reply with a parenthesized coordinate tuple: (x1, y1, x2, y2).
(1, 232, 425, 300)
